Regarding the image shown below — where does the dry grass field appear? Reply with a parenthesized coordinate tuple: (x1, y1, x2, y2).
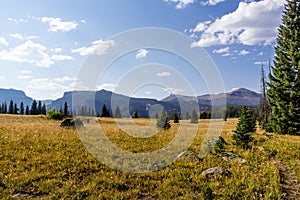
(0, 114, 299, 199)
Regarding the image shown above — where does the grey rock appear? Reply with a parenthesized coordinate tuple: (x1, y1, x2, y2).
(201, 167, 231, 178)
(219, 152, 247, 163)
(175, 150, 201, 162)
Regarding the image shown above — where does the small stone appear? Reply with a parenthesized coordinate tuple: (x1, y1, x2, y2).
(12, 193, 32, 198)
(201, 167, 231, 179)
(175, 150, 201, 162)
(219, 152, 247, 163)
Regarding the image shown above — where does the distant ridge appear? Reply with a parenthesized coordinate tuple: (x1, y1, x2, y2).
(0, 88, 260, 116)
(0, 88, 33, 107)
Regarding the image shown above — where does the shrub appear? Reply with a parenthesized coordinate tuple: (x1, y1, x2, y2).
(202, 185, 214, 200)
(190, 109, 199, 124)
(232, 106, 256, 149)
(47, 110, 63, 120)
(156, 108, 171, 130)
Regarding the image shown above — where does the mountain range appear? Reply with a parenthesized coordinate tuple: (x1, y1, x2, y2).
(0, 88, 260, 117)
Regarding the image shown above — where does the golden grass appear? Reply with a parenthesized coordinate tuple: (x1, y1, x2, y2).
(0, 115, 299, 199)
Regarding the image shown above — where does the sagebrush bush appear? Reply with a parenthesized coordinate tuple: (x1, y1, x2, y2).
(47, 110, 63, 120)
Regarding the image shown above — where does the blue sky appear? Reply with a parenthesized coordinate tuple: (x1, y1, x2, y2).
(0, 0, 285, 100)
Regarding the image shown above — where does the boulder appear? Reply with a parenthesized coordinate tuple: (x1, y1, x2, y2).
(199, 136, 227, 157)
(73, 118, 84, 128)
(60, 118, 83, 128)
(218, 152, 247, 163)
(175, 150, 201, 162)
(60, 118, 73, 127)
(201, 167, 231, 179)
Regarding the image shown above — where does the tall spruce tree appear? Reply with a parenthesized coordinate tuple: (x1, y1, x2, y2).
(114, 106, 122, 118)
(101, 104, 110, 117)
(25, 105, 30, 115)
(30, 100, 38, 115)
(37, 100, 42, 114)
(174, 113, 179, 123)
(41, 103, 47, 115)
(8, 100, 14, 114)
(267, 0, 300, 135)
(156, 108, 171, 129)
(131, 111, 139, 118)
(63, 101, 69, 116)
(190, 109, 199, 124)
(13, 103, 18, 114)
(20, 102, 24, 115)
(232, 106, 256, 149)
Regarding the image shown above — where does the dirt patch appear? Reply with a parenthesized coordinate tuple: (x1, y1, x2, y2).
(274, 160, 299, 200)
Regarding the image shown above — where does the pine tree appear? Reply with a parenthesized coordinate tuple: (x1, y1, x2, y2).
(185, 112, 190, 120)
(20, 102, 24, 115)
(4, 101, 7, 113)
(63, 101, 69, 116)
(41, 103, 47, 115)
(190, 109, 199, 124)
(114, 106, 122, 118)
(156, 108, 171, 129)
(232, 106, 256, 149)
(267, 0, 300, 135)
(59, 104, 63, 114)
(101, 104, 110, 117)
(131, 111, 139, 118)
(37, 100, 42, 114)
(174, 113, 179, 123)
(30, 100, 38, 115)
(13, 103, 18, 114)
(8, 100, 14, 114)
(25, 105, 30, 115)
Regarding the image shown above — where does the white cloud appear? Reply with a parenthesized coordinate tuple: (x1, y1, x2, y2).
(213, 47, 230, 54)
(0, 37, 9, 47)
(254, 61, 268, 65)
(8, 17, 18, 23)
(41, 17, 78, 32)
(8, 17, 29, 24)
(136, 49, 149, 59)
(9, 33, 39, 40)
(191, 0, 285, 47)
(157, 71, 171, 77)
(18, 75, 32, 79)
(192, 21, 211, 32)
(239, 49, 250, 55)
(50, 48, 62, 53)
(145, 91, 151, 95)
(0, 40, 53, 67)
(27, 36, 40, 40)
(51, 54, 73, 61)
(163, 87, 185, 93)
(71, 39, 115, 56)
(164, 0, 195, 9)
(28, 77, 79, 98)
(10, 33, 23, 40)
(221, 53, 231, 57)
(20, 70, 32, 74)
(97, 83, 117, 91)
(201, 0, 225, 6)
(0, 76, 5, 81)
(53, 76, 77, 83)
(258, 51, 264, 56)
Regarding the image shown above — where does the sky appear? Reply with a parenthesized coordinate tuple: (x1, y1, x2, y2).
(0, 0, 286, 100)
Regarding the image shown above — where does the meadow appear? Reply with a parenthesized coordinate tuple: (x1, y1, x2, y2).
(0, 115, 299, 199)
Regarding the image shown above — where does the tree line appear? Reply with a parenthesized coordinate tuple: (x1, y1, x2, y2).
(0, 100, 46, 115)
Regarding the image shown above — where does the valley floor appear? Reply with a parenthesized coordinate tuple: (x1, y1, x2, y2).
(0, 115, 299, 199)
